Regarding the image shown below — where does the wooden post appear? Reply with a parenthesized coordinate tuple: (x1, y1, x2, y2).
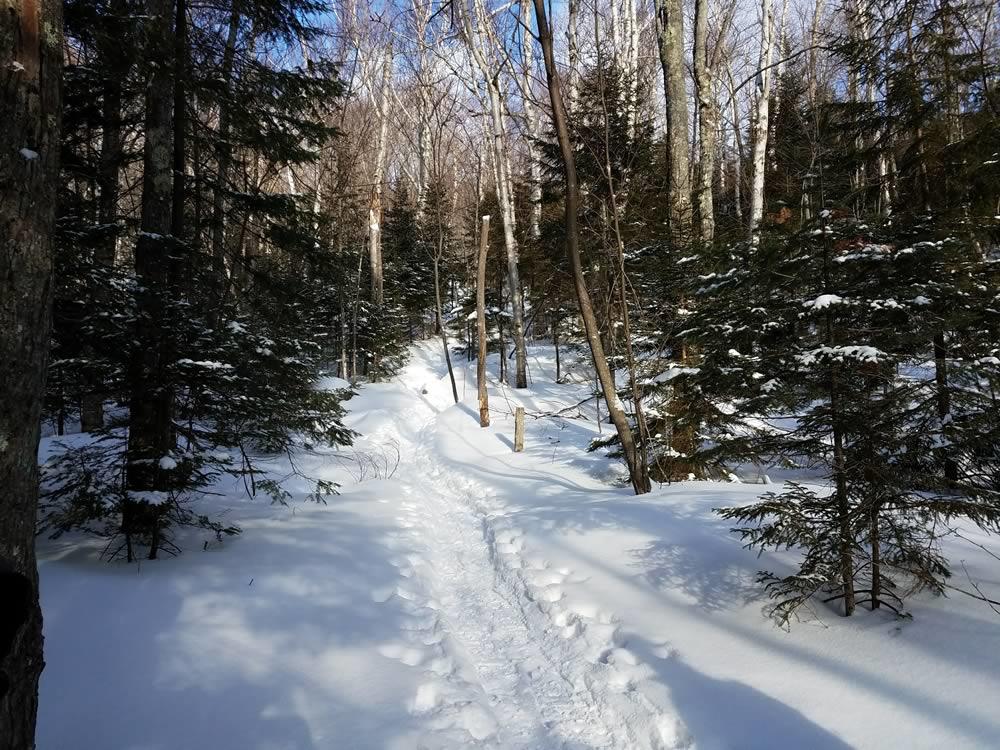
(477, 215, 491, 426)
(514, 407, 525, 452)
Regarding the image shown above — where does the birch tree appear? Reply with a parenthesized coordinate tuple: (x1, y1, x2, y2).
(656, 0, 693, 245)
(456, 0, 528, 388)
(749, 0, 775, 243)
(692, 0, 737, 243)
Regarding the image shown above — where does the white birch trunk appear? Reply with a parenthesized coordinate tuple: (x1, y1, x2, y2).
(369, 44, 392, 308)
(749, 0, 774, 243)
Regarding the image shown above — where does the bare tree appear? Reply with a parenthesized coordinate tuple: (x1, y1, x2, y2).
(533, 0, 651, 495)
(456, 0, 529, 388)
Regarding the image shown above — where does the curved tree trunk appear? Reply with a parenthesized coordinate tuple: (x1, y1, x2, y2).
(0, 0, 62, 744)
(534, 0, 650, 495)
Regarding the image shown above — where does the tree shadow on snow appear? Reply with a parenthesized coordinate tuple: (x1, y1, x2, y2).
(37, 504, 425, 750)
(628, 636, 853, 750)
(630, 539, 762, 613)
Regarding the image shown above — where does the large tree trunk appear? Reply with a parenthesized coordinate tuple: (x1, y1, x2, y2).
(656, 0, 692, 246)
(126, 0, 177, 521)
(0, 0, 62, 743)
(534, 0, 650, 495)
(476, 216, 491, 426)
(748, 0, 774, 243)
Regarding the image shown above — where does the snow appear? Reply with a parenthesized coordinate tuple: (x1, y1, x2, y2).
(797, 345, 885, 365)
(804, 294, 844, 310)
(129, 490, 170, 506)
(20, 147, 39, 160)
(35, 343, 1000, 749)
(158, 455, 178, 470)
(175, 358, 233, 370)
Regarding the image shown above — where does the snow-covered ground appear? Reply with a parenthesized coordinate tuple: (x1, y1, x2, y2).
(36, 343, 1000, 749)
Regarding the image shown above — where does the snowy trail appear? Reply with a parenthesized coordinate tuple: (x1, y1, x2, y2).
(36, 342, 1000, 750)
(348, 353, 687, 750)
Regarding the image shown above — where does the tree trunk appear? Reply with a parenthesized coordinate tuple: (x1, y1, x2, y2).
(934, 332, 958, 481)
(171, 0, 187, 242)
(126, 0, 177, 504)
(520, 0, 542, 239)
(476, 216, 491, 426)
(458, 2, 528, 389)
(749, 0, 774, 243)
(434, 255, 459, 404)
(210, 0, 241, 316)
(656, 0, 692, 246)
(534, 0, 650, 495)
(369, 43, 391, 310)
(567, 0, 580, 112)
(693, 0, 718, 244)
(82, 0, 130, 431)
(831, 374, 856, 617)
(0, 0, 62, 742)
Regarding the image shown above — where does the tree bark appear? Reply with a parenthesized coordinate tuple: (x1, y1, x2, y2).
(656, 0, 692, 246)
(693, 0, 718, 243)
(567, 0, 580, 112)
(0, 0, 62, 742)
(210, 0, 241, 316)
(82, 0, 131, 431)
(369, 43, 391, 310)
(476, 216, 491, 427)
(534, 0, 650, 495)
(434, 255, 459, 404)
(126, 0, 177, 503)
(749, 0, 774, 243)
(520, 0, 542, 239)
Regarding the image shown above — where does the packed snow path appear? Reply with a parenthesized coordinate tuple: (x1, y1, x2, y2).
(36, 342, 1000, 749)
(342, 349, 686, 749)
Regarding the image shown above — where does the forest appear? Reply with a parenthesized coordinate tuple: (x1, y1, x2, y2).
(2, 0, 1000, 747)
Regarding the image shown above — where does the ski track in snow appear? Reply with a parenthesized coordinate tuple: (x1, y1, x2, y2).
(356, 368, 689, 750)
